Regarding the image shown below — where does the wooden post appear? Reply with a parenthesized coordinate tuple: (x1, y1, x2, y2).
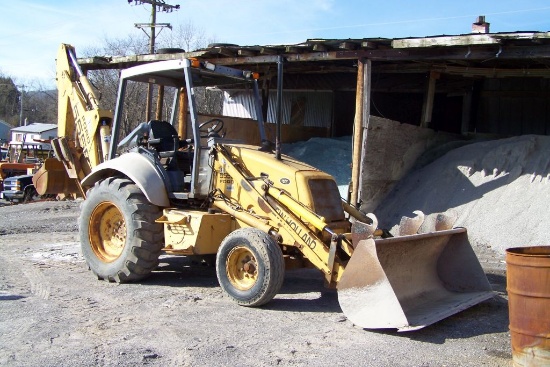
(461, 91, 472, 135)
(351, 58, 371, 207)
(421, 71, 439, 128)
(178, 87, 188, 139)
(155, 85, 164, 121)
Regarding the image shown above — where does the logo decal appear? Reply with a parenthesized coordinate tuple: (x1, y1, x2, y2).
(280, 178, 290, 185)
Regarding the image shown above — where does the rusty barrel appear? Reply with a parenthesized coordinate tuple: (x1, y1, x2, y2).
(506, 246, 550, 367)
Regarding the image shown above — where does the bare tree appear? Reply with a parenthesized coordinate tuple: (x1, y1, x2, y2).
(158, 20, 210, 52)
(81, 34, 151, 136)
(72, 22, 218, 138)
(18, 79, 56, 125)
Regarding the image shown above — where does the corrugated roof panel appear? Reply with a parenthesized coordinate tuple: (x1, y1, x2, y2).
(222, 90, 332, 128)
(222, 91, 257, 119)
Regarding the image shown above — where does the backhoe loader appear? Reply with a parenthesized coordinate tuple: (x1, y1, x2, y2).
(35, 44, 493, 331)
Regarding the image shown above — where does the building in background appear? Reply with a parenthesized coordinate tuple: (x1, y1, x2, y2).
(0, 120, 12, 146)
(6, 123, 57, 163)
(8, 123, 57, 149)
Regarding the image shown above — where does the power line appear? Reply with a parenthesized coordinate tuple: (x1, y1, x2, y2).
(128, 0, 180, 53)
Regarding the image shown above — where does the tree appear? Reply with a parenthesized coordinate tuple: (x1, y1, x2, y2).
(23, 88, 57, 125)
(82, 21, 218, 137)
(0, 74, 20, 126)
(157, 21, 210, 52)
(18, 79, 57, 125)
(82, 34, 152, 136)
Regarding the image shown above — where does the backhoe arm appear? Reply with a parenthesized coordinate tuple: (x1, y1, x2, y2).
(34, 44, 113, 197)
(56, 43, 112, 177)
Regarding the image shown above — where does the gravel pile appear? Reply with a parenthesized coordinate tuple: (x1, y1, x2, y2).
(285, 134, 550, 262)
(375, 134, 550, 255)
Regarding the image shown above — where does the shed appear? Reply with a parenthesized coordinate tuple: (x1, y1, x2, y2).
(78, 21, 550, 211)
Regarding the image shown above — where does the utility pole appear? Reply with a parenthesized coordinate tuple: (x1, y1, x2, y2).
(128, 0, 180, 120)
(18, 84, 25, 126)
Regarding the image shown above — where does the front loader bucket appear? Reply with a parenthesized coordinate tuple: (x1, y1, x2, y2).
(337, 228, 493, 331)
(33, 158, 78, 196)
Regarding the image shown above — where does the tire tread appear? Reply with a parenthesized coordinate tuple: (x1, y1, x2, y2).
(80, 178, 163, 283)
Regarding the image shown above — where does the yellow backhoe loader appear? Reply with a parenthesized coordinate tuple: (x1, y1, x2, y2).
(35, 44, 493, 331)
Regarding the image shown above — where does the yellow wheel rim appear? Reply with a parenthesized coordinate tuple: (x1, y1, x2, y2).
(226, 246, 258, 291)
(89, 201, 126, 263)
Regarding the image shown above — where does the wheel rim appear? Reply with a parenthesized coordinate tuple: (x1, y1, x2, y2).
(89, 201, 126, 263)
(226, 245, 258, 290)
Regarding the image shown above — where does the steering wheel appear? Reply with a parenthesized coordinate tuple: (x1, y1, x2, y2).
(198, 118, 224, 138)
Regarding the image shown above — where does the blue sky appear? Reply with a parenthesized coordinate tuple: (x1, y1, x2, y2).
(1, 0, 550, 88)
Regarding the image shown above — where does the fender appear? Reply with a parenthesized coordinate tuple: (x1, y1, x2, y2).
(81, 152, 170, 207)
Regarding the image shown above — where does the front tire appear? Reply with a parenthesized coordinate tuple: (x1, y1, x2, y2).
(23, 186, 38, 203)
(79, 177, 164, 282)
(216, 228, 284, 306)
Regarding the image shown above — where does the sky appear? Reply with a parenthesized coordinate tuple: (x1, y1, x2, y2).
(1, 0, 550, 89)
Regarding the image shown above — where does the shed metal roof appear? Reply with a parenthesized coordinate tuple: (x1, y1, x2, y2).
(11, 123, 57, 133)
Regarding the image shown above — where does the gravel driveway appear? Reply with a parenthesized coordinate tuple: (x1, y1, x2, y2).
(0, 199, 512, 366)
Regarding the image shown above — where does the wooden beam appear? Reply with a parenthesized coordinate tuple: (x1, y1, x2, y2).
(351, 59, 364, 206)
(337, 44, 550, 61)
(358, 59, 371, 207)
(393, 34, 499, 48)
(78, 43, 550, 71)
(443, 65, 550, 78)
(360, 41, 378, 49)
(420, 71, 440, 128)
(392, 32, 550, 48)
(285, 46, 301, 53)
(461, 91, 472, 135)
(210, 47, 237, 57)
(238, 49, 258, 57)
(339, 41, 357, 50)
(203, 51, 340, 66)
(259, 47, 279, 55)
(375, 63, 550, 77)
(155, 85, 164, 121)
(351, 58, 371, 206)
(312, 43, 328, 52)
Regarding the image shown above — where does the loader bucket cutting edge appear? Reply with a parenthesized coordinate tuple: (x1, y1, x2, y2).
(337, 228, 494, 332)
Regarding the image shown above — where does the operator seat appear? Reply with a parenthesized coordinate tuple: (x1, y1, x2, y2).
(148, 120, 192, 174)
(148, 120, 180, 154)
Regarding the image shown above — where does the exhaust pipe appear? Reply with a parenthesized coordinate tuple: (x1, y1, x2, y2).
(275, 55, 284, 161)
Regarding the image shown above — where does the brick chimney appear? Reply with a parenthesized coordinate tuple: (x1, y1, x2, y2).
(472, 16, 490, 33)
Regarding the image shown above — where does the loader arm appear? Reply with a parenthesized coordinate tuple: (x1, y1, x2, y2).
(33, 44, 113, 197)
(211, 144, 352, 286)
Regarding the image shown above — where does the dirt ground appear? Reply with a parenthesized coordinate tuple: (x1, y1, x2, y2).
(0, 199, 512, 367)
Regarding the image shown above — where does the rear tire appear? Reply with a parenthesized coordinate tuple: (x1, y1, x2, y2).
(216, 228, 284, 306)
(79, 177, 164, 282)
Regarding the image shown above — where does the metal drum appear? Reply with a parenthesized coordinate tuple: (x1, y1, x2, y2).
(506, 246, 550, 367)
